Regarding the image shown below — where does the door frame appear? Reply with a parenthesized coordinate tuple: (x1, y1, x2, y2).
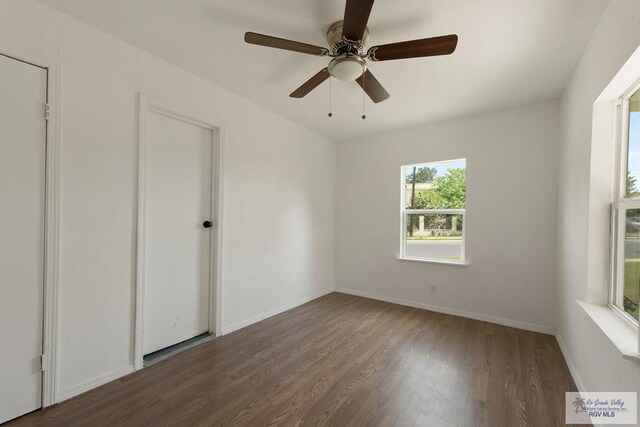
(0, 45, 62, 407)
(134, 94, 225, 370)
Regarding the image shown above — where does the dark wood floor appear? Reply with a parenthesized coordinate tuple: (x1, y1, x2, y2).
(10, 293, 578, 426)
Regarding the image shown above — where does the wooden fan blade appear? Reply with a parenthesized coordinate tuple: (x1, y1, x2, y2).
(342, 0, 375, 42)
(290, 68, 331, 98)
(368, 34, 458, 61)
(244, 32, 328, 56)
(355, 69, 390, 103)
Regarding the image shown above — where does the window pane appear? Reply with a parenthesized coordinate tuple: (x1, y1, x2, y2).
(623, 209, 640, 320)
(405, 213, 463, 261)
(404, 160, 466, 209)
(626, 88, 640, 197)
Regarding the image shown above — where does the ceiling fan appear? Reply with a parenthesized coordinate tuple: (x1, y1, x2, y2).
(244, 0, 458, 104)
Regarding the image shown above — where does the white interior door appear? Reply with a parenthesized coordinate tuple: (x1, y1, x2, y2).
(143, 110, 214, 355)
(0, 54, 47, 423)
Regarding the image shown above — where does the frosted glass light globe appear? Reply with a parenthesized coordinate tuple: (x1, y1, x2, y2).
(328, 56, 366, 81)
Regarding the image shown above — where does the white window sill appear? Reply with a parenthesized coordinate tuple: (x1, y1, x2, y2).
(577, 300, 639, 361)
(397, 256, 468, 266)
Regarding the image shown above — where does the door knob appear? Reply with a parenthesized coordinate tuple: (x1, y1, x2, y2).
(203, 220, 213, 228)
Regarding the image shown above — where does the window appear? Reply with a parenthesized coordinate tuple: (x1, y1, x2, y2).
(612, 85, 640, 323)
(400, 159, 466, 263)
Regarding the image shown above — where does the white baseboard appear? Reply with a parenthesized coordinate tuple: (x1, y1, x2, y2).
(53, 288, 556, 406)
(555, 332, 587, 392)
(56, 365, 134, 403)
(54, 290, 332, 403)
(335, 287, 556, 335)
(221, 288, 333, 335)
(556, 333, 607, 427)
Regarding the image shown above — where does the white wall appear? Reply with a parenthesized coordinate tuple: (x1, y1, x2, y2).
(0, 0, 335, 401)
(336, 100, 560, 333)
(557, 0, 640, 393)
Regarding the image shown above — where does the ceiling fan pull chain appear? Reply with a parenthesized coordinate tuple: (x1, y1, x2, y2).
(362, 72, 366, 120)
(328, 77, 333, 118)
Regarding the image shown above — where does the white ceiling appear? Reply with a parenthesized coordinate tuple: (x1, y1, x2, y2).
(40, 0, 608, 141)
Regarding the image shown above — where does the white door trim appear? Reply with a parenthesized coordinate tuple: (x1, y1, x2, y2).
(134, 94, 225, 370)
(0, 44, 62, 407)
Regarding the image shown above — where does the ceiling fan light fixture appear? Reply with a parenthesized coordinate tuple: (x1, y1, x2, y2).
(328, 55, 366, 81)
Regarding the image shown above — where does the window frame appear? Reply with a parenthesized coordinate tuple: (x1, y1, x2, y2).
(399, 159, 467, 264)
(610, 78, 640, 326)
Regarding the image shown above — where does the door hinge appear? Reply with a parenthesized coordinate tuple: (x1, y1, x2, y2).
(41, 354, 46, 372)
(45, 103, 51, 121)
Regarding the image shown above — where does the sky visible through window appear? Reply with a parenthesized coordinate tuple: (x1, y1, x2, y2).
(404, 159, 466, 181)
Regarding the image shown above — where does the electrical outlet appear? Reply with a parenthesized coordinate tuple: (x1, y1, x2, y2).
(430, 284, 438, 293)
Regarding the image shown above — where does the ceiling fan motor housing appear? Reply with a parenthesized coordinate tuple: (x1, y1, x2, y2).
(326, 20, 369, 48)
